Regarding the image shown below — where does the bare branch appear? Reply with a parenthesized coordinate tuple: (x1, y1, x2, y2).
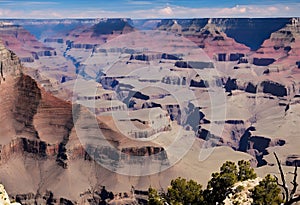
(290, 165, 298, 200)
(274, 175, 285, 188)
(274, 175, 286, 202)
(274, 152, 290, 201)
(284, 195, 300, 205)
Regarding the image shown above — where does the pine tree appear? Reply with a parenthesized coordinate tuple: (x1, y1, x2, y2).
(148, 187, 164, 205)
(167, 177, 203, 205)
(238, 160, 257, 181)
(251, 174, 283, 205)
(204, 161, 238, 204)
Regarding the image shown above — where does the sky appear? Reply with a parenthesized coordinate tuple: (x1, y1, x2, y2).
(0, 0, 300, 19)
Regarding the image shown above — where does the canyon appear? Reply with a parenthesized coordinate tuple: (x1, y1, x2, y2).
(0, 18, 300, 204)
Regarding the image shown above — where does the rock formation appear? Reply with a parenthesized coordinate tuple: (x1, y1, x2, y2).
(0, 184, 21, 205)
(212, 18, 290, 51)
(253, 19, 300, 69)
(157, 19, 251, 60)
(0, 42, 174, 203)
(0, 42, 21, 82)
(286, 154, 300, 166)
(0, 24, 57, 63)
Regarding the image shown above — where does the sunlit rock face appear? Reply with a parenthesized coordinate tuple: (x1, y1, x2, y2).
(212, 18, 290, 51)
(253, 18, 300, 69)
(0, 41, 74, 167)
(223, 178, 262, 205)
(0, 42, 22, 80)
(0, 24, 56, 63)
(0, 184, 21, 205)
(157, 19, 251, 60)
(0, 42, 174, 201)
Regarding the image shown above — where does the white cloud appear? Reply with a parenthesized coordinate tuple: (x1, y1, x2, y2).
(158, 6, 173, 16)
(267, 6, 279, 12)
(0, 8, 23, 17)
(0, 3, 299, 18)
(239, 7, 247, 13)
(218, 5, 249, 15)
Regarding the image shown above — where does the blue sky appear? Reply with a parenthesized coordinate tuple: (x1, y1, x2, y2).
(0, 0, 300, 18)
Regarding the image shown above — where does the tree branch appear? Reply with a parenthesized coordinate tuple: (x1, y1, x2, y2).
(274, 175, 286, 202)
(284, 195, 300, 205)
(290, 165, 298, 199)
(274, 152, 290, 201)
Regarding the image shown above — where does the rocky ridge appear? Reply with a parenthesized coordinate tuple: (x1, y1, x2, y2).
(253, 18, 300, 70)
(0, 41, 175, 203)
(0, 24, 57, 63)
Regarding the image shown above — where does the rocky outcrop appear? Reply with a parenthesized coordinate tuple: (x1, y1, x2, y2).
(0, 42, 74, 169)
(0, 71, 74, 167)
(14, 191, 76, 205)
(15, 189, 127, 205)
(196, 128, 223, 146)
(0, 24, 57, 63)
(196, 122, 286, 167)
(260, 80, 287, 97)
(223, 178, 262, 205)
(162, 75, 187, 86)
(216, 53, 245, 61)
(238, 127, 285, 166)
(121, 146, 167, 161)
(190, 78, 209, 88)
(0, 138, 50, 163)
(92, 18, 134, 36)
(157, 19, 209, 34)
(221, 76, 289, 97)
(212, 18, 290, 50)
(19, 57, 34, 63)
(13, 74, 42, 136)
(174, 61, 214, 69)
(144, 101, 181, 124)
(122, 90, 150, 107)
(66, 40, 96, 50)
(0, 42, 173, 201)
(67, 143, 169, 169)
(130, 53, 161, 61)
(36, 50, 57, 57)
(0, 42, 21, 82)
(229, 53, 245, 61)
(0, 184, 21, 205)
(286, 154, 300, 166)
(161, 74, 212, 88)
(44, 38, 64, 44)
(129, 53, 182, 62)
(156, 19, 251, 60)
(252, 20, 300, 68)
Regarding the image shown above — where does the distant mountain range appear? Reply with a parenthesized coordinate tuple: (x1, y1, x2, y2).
(0, 18, 293, 50)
